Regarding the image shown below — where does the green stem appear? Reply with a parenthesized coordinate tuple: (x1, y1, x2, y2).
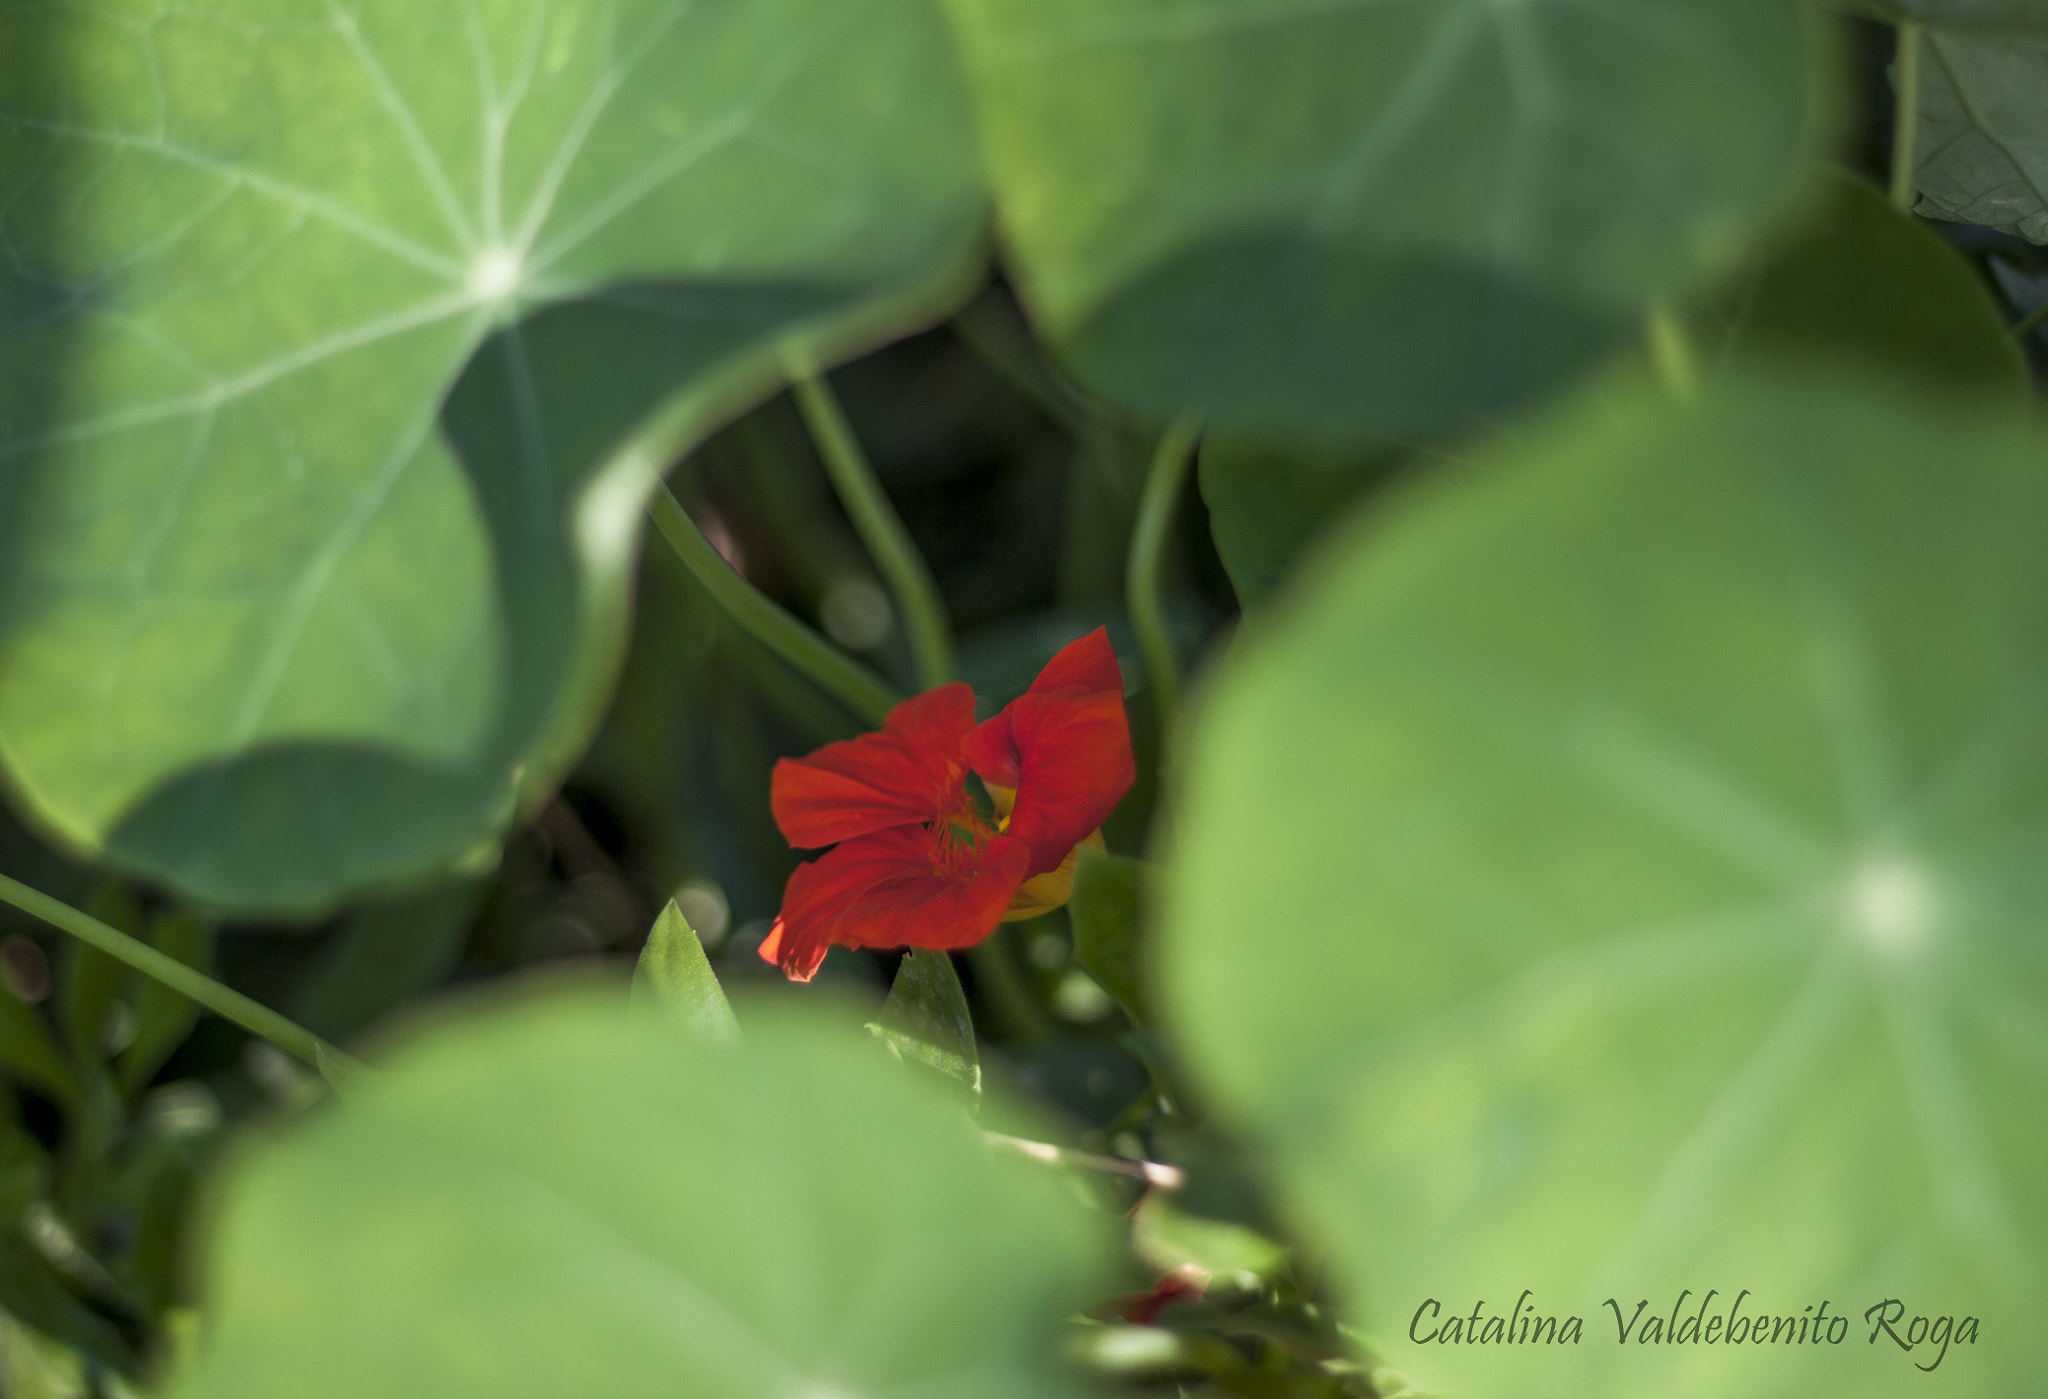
(650, 485, 899, 728)
(2012, 299, 2048, 343)
(1891, 21, 1923, 213)
(0, 874, 354, 1075)
(793, 376, 955, 691)
(1127, 418, 1201, 746)
(1645, 302, 1700, 401)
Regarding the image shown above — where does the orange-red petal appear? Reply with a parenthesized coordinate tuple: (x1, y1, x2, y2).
(760, 826, 1031, 981)
(964, 629, 1134, 877)
(770, 683, 976, 849)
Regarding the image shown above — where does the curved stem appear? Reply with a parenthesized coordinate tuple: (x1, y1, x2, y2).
(1891, 21, 1923, 213)
(985, 1130, 1185, 1189)
(650, 485, 899, 728)
(1127, 418, 1201, 747)
(1645, 302, 1700, 400)
(793, 376, 955, 691)
(0, 874, 355, 1075)
(2011, 299, 2048, 343)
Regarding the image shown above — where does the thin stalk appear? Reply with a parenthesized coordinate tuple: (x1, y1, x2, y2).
(1645, 303, 1700, 401)
(1127, 418, 1201, 746)
(985, 1131, 1185, 1189)
(2012, 299, 2048, 342)
(792, 376, 955, 691)
(651, 484, 899, 728)
(0, 874, 354, 1075)
(1891, 21, 1923, 212)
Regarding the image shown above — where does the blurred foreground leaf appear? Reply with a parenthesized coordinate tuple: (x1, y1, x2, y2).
(1164, 370, 2048, 1397)
(0, 0, 983, 912)
(1130, 1192, 1287, 1292)
(943, 0, 1832, 441)
(164, 990, 1111, 1398)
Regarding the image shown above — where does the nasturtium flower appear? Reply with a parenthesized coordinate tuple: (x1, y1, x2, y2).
(759, 629, 1135, 981)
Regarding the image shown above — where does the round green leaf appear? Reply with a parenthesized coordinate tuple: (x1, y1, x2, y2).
(1162, 373, 2048, 1397)
(166, 989, 1113, 1398)
(0, 0, 983, 912)
(941, 0, 1834, 442)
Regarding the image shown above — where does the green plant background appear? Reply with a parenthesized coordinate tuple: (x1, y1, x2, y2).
(0, 0, 2042, 1396)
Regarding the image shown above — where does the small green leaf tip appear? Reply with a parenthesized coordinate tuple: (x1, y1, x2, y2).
(869, 948, 981, 1095)
(631, 902, 740, 1046)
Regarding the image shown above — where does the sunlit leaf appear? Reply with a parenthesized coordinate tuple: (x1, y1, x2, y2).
(162, 990, 1110, 1398)
(871, 947, 980, 1094)
(942, 0, 1833, 441)
(630, 899, 739, 1045)
(1163, 370, 2048, 1397)
(0, 0, 984, 912)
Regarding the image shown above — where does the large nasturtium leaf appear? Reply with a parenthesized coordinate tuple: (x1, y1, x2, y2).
(1912, 27, 2048, 242)
(164, 988, 1113, 1398)
(940, 0, 1833, 443)
(1697, 172, 2029, 401)
(0, 0, 983, 912)
(1161, 372, 2048, 1398)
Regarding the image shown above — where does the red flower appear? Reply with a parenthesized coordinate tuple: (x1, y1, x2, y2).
(758, 628, 1135, 981)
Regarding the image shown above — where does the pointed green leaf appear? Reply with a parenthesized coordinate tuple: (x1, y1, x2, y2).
(161, 990, 1111, 1399)
(1164, 371, 2048, 1397)
(1068, 848, 1147, 1025)
(0, 990, 72, 1108)
(870, 947, 980, 1094)
(292, 878, 482, 1042)
(630, 900, 738, 1046)
(0, 0, 984, 913)
(1699, 172, 2030, 400)
(942, 0, 1833, 441)
(117, 911, 215, 1096)
(1913, 28, 2048, 242)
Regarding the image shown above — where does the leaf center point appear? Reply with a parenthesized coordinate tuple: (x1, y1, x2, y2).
(1849, 856, 1937, 956)
(469, 248, 523, 302)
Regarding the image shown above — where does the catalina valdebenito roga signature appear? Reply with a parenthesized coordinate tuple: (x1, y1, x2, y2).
(1407, 1290, 1979, 1372)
